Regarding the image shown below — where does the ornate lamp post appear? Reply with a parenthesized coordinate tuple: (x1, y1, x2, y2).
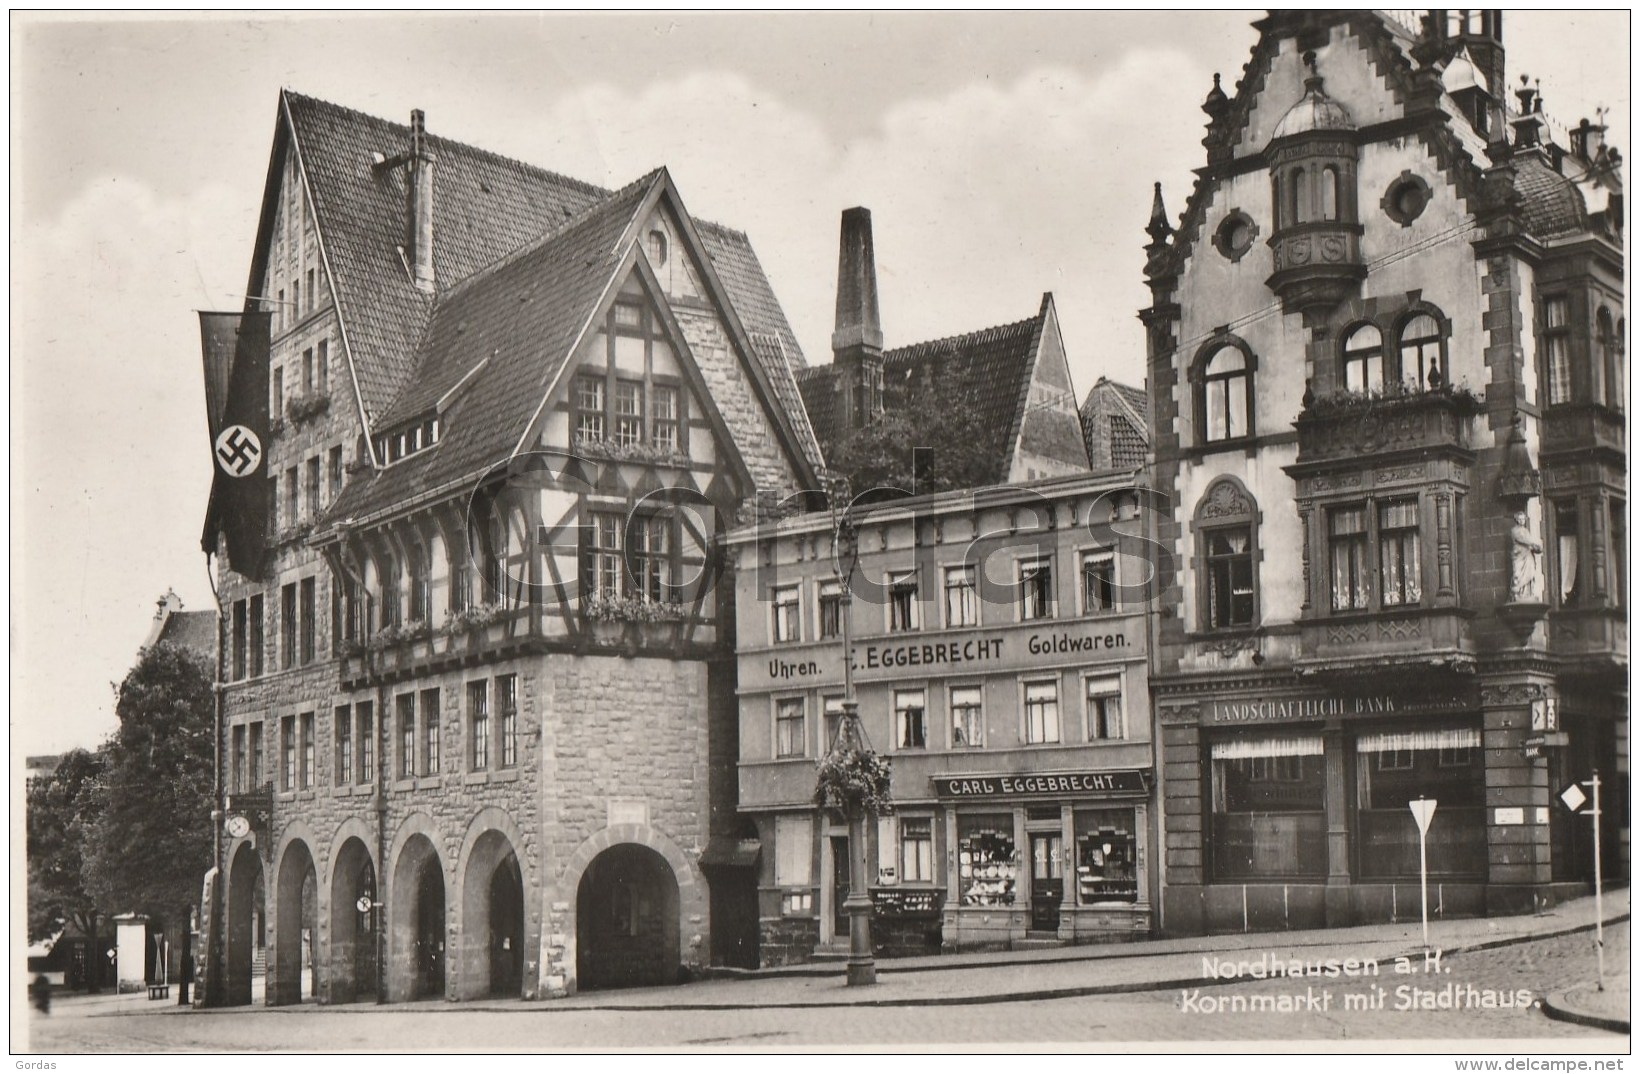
(821, 475, 879, 986)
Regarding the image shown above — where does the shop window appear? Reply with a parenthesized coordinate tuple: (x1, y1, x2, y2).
(1398, 312, 1444, 390)
(944, 564, 978, 627)
(958, 814, 1018, 907)
(1209, 736, 1326, 880)
(900, 818, 934, 883)
(950, 685, 984, 748)
(821, 695, 845, 753)
(334, 706, 352, 786)
(468, 681, 489, 771)
(1023, 680, 1060, 744)
(775, 697, 806, 759)
(575, 376, 606, 442)
(774, 814, 812, 888)
(1017, 558, 1053, 621)
(1554, 500, 1581, 606)
(1341, 323, 1384, 393)
(1198, 342, 1252, 443)
(1081, 550, 1116, 613)
(1075, 808, 1138, 904)
(1356, 728, 1484, 879)
(397, 694, 416, 779)
(894, 689, 927, 750)
(887, 570, 919, 632)
(817, 580, 843, 639)
(420, 688, 441, 776)
(357, 702, 374, 784)
(1543, 296, 1571, 405)
(772, 584, 801, 644)
(1085, 676, 1124, 740)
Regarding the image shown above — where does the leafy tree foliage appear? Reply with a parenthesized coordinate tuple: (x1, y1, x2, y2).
(81, 641, 216, 931)
(27, 748, 108, 943)
(827, 371, 995, 498)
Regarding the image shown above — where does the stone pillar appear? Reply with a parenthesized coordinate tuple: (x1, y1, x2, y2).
(1481, 679, 1553, 915)
(1323, 722, 1353, 927)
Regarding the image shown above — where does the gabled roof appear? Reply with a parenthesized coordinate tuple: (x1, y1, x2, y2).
(796, 299, 1059, 486)
(1079, 376, 1150, 471)
(323, 172, 661, 524)
(141, 590, 218, 655)
(273, 91, 813, 438)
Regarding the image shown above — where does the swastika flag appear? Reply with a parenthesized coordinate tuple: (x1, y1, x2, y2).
(199, 310, 272, 573)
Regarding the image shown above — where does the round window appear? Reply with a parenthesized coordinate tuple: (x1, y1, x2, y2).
(1381, 173, 1432, 227)
(1213, 210, 1258, 262)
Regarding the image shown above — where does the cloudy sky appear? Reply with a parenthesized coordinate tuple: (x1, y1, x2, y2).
(10, 10, 1629, 757)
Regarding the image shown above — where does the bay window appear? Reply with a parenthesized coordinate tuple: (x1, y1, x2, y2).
(1554, 499, 1581, 606)
(1329, 505, 1370, 611)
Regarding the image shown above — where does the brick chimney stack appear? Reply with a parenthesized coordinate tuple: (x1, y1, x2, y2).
(409, 109, 436, 293)
(831, 207, 884, 441)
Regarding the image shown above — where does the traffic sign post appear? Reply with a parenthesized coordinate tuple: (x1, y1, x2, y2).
(1408, 796, 1438, 949)
(1561, 772, 1605, 991)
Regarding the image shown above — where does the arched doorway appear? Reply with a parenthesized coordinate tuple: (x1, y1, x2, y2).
(457, 829, 525, 1000)
(576, 843, 680, 990)
(327, 837, 377, 1003)
(272, 840, 318, 1005)
(389, 833, 446, 1001)
(225, 842, 265, 1006)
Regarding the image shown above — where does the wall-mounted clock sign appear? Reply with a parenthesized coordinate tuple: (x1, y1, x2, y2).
(225, 815, 251, 839)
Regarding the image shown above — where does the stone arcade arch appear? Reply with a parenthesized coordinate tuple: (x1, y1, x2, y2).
(271, 837, 319, 1005)
(389, 830, 448, 1002)
(455, 810, 528, 1001)
(224, 840, 265, 1006)
(325, 827, 378, 1004)
(575, 844, 681, 990)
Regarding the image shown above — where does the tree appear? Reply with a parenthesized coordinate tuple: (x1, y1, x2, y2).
(27, 747, 110, 988)
(81, 641, 216, 938)
(827, 371, 996, 497)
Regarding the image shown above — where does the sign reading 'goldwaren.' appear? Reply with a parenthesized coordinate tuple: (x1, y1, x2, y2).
(933, 770, 1147, 798)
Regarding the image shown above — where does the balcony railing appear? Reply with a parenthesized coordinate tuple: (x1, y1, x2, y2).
(1540, 402, 1625, 461)
(1294, 385, 1482, 465)
(1296, 606, 1475, 674)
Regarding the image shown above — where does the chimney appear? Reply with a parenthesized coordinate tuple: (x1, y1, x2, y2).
(831, 207, 884, 441)
(409, 109, 435, 293)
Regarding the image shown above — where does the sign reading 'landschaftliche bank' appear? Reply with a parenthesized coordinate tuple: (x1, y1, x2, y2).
(1209, 691, 1472, 723)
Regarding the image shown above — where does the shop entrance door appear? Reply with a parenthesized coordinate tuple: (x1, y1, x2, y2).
(1029, 833, 1062, 932)
(830, 836, 850, 940)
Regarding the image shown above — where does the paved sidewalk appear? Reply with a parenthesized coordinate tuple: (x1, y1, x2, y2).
(58, 887, 1626, 1017)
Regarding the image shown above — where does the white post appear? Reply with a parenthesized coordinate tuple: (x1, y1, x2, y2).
(1408, 796, 1438, 950)
(1590, 771, 1605, 991)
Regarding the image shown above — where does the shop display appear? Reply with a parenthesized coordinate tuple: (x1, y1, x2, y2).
(958, 820, 1018, 907)
(1075, 808, 1139, 903)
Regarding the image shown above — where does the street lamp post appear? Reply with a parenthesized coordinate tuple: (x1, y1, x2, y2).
(828, 477, 877, 987)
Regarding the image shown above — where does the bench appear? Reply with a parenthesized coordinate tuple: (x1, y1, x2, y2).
(147, 984, 169, 1000)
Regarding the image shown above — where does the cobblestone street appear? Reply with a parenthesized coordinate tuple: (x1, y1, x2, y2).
(27, 922, 1628, 1052)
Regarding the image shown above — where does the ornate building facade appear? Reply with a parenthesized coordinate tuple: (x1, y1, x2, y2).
(1142, 11, 1625, 935)
(197, 92, 822, 1003)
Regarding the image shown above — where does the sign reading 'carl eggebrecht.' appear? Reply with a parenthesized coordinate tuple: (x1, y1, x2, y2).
(934, 770, 1147, 798)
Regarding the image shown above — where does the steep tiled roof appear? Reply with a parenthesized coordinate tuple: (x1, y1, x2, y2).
(1080, 376, 1150, 471)
(325, 173, 659, 524)
(154, 610, 219, 656)
(284, 92, 607, 423)
(797, 311, 1047, 485)
(1513, 153, 1589, 240)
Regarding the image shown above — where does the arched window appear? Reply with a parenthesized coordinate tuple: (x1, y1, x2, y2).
(483, 512, 509, 606)
(1200, 343, 1252, 443)
(1397, 312, 1444, 390)
(1195, 479, 1259, 631)
(1291, 168, 1309, 224)
(1321, 166, 1340, 221)
(406, 543, 430, 624)
(379, 554, 401, 629)
(1342, 324, 1384, 393)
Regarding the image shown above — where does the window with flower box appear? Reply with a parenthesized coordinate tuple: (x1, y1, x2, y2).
(651, 385, 679, 452)
(1341, 323, 1385, 393)
(613, 379, 644, 447)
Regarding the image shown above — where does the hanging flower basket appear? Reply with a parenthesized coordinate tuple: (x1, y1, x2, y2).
(814, 746, 893, 817)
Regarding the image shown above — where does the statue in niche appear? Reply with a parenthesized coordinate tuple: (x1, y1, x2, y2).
(1509, 508, 1544, 603)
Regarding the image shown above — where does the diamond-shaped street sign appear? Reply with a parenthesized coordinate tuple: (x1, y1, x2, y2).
(1561, 783, 1588, 813)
